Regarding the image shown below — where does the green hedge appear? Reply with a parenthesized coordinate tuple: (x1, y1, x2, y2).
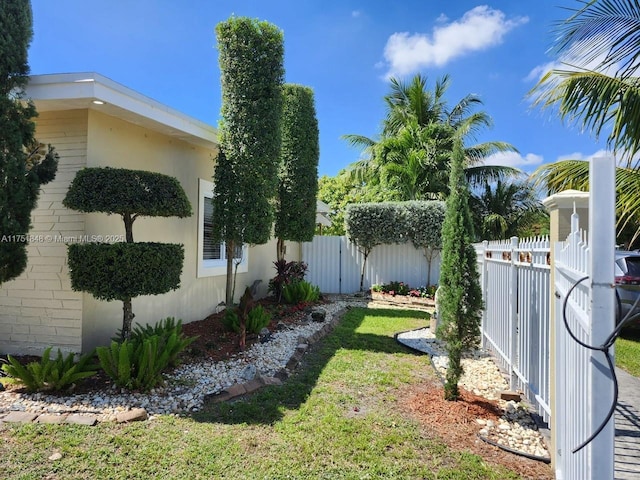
(67, 242, 184, 301)
(63, 167, 192, 218)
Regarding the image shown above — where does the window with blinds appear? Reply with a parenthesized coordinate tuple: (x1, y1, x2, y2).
(198, 178, 248, 278)
(203, 196, 221, 260)
(203, 195, 241, 261)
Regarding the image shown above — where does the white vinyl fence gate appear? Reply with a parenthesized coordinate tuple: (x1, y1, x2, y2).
(302, 236, 440, 293)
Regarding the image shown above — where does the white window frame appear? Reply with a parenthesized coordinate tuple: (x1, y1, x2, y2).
(197, 178, 248, 278)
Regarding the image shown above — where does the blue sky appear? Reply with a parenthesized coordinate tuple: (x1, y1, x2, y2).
(28, 0, 608, 177)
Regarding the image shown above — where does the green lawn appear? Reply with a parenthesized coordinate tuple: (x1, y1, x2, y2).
(0, 308, 522, 479)
(617, 329, 640, 377)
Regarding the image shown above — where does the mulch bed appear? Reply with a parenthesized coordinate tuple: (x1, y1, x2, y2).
(400, 381, 554, 480)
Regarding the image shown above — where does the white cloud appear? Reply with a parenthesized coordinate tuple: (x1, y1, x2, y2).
(555, 149, 631, 164)
(482, 151, 544, 169)
(382, 6, 528, 78)
(524, 61, 561, 82)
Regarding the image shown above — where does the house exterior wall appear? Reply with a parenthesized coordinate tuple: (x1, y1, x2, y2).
(79, 109, 230, 351)
(1, 107, 304, 355)
(0, 110, 88, 355)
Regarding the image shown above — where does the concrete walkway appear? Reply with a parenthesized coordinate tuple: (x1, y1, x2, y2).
(615, 367, 640, 480)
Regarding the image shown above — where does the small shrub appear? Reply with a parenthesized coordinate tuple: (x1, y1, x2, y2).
(114, 317, 196, 367)
(282, 280, 320, 304)
(0, 347, 98, 393)
(372, 282, 437, 298)
(222, 308, 240, 333)
(247, 305, 271, 334)
(268, 259, 308, 302)
(131, 317, 195, 367)
(97, 332, 189, 391)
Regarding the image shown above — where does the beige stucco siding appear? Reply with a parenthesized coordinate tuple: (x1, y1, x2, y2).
(1, 107, 304, 355)
(0, 110, 87, 355)
(79, 109, 223, 350)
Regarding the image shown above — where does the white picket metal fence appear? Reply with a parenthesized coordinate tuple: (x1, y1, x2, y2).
(302, 236, 440, 293)
(476, 157, 616, 479)
(476, 236, 552, 423)
(553, 159, 615, 480)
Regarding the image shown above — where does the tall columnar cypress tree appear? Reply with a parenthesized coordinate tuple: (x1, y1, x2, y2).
(437, 137, 483, 401)
(275, 84, 319, 261)
(0, 0, 58, 285)
(213, 17, 284, 305)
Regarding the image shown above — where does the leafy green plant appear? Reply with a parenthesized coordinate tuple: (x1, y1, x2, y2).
(0, 347, 98, 393)
(275, 84, 320, 260)
(268, 259, 308, 302)
(282, 280, 320, 304)
(222, 308, 240, 333)
(97, 328, 195, 391)
(247, 305, 271, 334)
(128, 317, 195, 367)
(222, 305, 271, 335)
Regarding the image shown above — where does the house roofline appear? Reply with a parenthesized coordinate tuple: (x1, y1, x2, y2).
(27, 72, 218, 149)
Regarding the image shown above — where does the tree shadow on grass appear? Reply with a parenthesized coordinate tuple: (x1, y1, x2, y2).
(189, 307, 429, 426)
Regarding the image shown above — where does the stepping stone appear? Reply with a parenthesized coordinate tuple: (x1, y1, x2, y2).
(262, 376, 282, 386)
(66, 414, 97, 426)
(2, 411, 38, 424)
(224, 383, 246, 398)
(36, 414, 68, 424)
(116, 408, 147, 423)
(205, 390, 232, 404)
(243, 378, 264, 394)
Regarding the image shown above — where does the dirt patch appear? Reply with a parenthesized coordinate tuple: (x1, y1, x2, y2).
(399, 381, 554, 480)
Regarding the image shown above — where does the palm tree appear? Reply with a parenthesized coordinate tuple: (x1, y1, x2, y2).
(344, 74, 518, 201)
(529, 0, 640, 245)
(470, 178, 547, 241)
(530, 0, 640, 167)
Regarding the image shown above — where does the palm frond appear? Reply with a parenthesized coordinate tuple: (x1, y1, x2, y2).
(465, 165, 522, 188)
(341, 134, 377, 150)
(554, 0, 640, 79)
(531, 69, 640, 167)
(464, 141, 519, 165)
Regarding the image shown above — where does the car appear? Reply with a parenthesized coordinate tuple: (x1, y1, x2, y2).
(615, 250, 640, 325)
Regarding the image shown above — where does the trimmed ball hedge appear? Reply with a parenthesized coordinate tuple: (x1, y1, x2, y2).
(67, 242, 184, 301)
(63, 167, 192, 218)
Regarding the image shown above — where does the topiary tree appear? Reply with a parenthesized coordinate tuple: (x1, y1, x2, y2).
(0, 0, 59, 285)
(404, 201, 446, 285)
(437, 138, 483, 401)
(275, 83, 319, 261)
(63, 167, 192, 340)
(213, 16, 284, 306)
(345, 202, 407, 291)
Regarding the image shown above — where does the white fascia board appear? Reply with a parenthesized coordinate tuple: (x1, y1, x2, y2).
(27, 73, 218, 149)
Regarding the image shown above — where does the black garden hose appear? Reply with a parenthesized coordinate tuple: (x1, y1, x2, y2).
(477, 434, 551, 464)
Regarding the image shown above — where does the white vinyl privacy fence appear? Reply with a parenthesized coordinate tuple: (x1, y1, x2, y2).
(302, 236, 440, 293)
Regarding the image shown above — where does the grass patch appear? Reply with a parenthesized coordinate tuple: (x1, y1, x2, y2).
(617, 329, 640, 377)
(1, 308, 521, 479)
